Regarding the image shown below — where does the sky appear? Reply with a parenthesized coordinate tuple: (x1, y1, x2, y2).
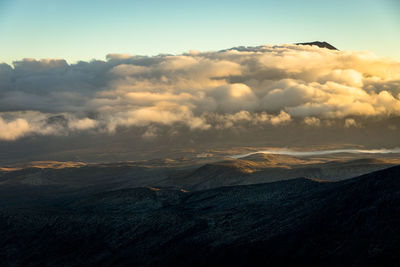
(0, 0, 399, 64)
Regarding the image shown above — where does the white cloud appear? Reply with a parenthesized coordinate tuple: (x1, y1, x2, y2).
(68, 117, 98, 131)
(344, 118, 361, 128)
(304, 117, 321, 127)
(0, 44, 399, 141)
(0, 117, 31, 141)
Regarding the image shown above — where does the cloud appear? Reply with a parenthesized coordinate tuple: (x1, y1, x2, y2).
(206, 110, 291, 129)
(68, 117, 98, 131)
(0, 111, 98, 140)
(233, 147, 400, 159)
(304, 117, 321, 127)
(0, 44, 399, 141)
(344, 118, 361, 128)
(0, 117, 31, 141)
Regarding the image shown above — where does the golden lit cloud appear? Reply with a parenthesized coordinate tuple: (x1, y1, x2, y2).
(0, 44, 399, 141)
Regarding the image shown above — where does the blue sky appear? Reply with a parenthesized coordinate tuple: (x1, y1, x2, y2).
(0, 0, 399, 64)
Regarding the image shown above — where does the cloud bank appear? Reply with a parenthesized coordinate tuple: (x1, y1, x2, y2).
(232, 147, 400, 159)
(1, 44, 399, 141)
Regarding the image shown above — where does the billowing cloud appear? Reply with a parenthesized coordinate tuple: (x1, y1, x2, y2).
(304, 117, 321, 127)
(0, 117, 31, 141)
(0, 44, 399, 141)
(344, 118, 361, 128)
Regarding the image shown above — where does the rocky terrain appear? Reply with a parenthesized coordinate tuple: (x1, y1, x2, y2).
(0, 155, 400, 266)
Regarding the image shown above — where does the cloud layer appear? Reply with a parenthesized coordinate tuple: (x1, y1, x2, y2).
(1, 44, 399, 141)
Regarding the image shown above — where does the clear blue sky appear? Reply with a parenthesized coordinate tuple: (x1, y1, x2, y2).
(0, 0, 399, 64)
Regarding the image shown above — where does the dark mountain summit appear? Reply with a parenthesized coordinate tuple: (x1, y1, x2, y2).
(296, 41, 338, 50)
(217, 41, 339, 54)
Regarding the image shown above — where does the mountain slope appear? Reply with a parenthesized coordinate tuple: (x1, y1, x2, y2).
(0, 166, 400, 266)
(296, 41, 338, 50)
(171, 155, 399, 190)
(1, 155, 398, 192)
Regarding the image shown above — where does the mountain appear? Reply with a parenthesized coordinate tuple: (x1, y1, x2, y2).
(296, 41, 338, 50)
(0, 166, 400, 266)
(1, 155, 399, 192)
(167, 154, 400, 190)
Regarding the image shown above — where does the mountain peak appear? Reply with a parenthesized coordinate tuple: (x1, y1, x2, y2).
(296, 41, 338, 50)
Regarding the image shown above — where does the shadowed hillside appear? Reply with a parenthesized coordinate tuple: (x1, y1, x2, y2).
(1, 155, 399, 192)
(0, 166, 400, 266)
(168, 154, 400, 190)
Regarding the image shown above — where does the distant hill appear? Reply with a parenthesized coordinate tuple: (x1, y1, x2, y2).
(296, 41, 338, 50)
(1, 155, 399, 190)
(168, 154, 400, 190)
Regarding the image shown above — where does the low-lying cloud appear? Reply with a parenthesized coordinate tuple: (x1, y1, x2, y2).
(1, 44, 399, 141)
(232, 147, 400, 158)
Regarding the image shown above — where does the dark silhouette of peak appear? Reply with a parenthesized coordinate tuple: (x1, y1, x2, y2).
(296, 41, 338, 50)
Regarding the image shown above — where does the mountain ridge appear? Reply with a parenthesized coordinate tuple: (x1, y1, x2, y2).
(296, 41, 338, 50)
